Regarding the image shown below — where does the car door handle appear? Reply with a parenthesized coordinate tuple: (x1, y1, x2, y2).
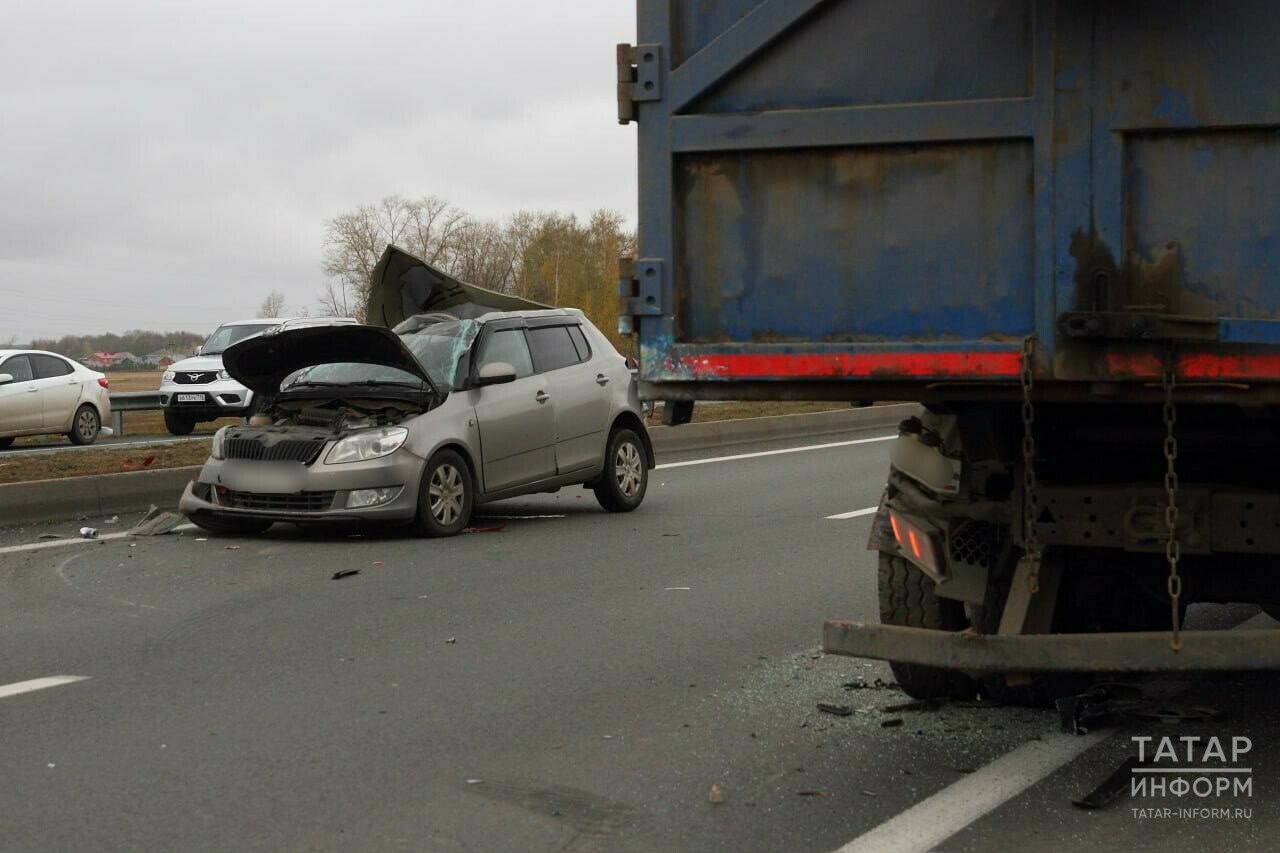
(27, 387, 38, 392)
(535, 390, 550, 404)
(595, 373, 610, 386)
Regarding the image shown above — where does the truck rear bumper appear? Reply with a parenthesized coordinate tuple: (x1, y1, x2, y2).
(823, 620, 1280, 673)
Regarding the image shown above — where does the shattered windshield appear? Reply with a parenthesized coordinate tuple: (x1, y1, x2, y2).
(280, 362, 428, 392)
(202, 323, 276, 356)
(400, 319, 480, 392)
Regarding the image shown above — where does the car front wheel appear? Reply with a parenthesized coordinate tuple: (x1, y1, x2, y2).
(68, 404, 101, 446)
(593, 428, 648, 512)
(412, 449, 473, 537)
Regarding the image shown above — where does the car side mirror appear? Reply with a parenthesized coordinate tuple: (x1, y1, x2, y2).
(0, 373, 12, 385)
(194, 345, 203, 355)
(476, 362, 517, 386)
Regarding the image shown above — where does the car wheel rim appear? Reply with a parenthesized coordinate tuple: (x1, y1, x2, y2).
(615, 441, 643, 498)
(428, 463, 464, 525)
(77, 410, 97, 441)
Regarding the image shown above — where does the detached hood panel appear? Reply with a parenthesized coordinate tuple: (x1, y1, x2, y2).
(222, 324, 435, 396)
(366, 245, 549, 329)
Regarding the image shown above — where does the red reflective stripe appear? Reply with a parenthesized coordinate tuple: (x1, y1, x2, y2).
(678, 352, 1021, 379)
(1107, 352, 1280, 380)
(1180, 353, 1280, 379)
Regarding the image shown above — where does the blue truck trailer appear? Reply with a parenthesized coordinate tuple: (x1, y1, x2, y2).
(621, 0, 1280, 702)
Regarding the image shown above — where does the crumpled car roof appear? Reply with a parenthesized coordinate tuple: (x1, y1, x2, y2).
(365, 245, 550, 329)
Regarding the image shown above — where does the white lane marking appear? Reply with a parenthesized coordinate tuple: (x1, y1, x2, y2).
(656, 434, 895, 470)
(0, 675, 90, 700)
(835, 731, 1109, 853)
(836, 611, 1272, 852)
(826, 506, 879, 520)
(0, 525, 197, 557)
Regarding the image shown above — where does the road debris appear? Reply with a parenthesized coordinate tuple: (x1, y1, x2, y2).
(880, 718, 904, 728)
(331, 569, 360, 580)
(796, 790, 829, 798)
(103, 515, 119, 525)
(130, 506, 184, 536)
(882, 699, 943, 713)
(664, 586, 692, 591)
(36, 533, 64, 541)
(463, 524, 506, 534)
(1073, 756, 1140, 810)
(708, 783, 724, 804)
(223, 544, 241, 551)
(445, 637, 457, 644)
(79, 527, 98, 539)
(816, 702, 853, 717)
(841, 677, 898, 691)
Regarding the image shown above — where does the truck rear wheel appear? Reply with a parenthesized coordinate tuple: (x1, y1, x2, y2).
(877, 553, 977, 700)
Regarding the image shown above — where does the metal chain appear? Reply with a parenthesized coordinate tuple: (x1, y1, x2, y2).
(1020, 335, 1042, 595)
(1162, 352, 1184, 652)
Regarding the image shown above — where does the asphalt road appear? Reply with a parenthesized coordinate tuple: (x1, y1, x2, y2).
(2, 429, 1277, 852)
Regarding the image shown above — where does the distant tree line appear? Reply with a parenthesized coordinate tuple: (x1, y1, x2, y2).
(320, 195, 636, 347)
(27, 330, 206, 361)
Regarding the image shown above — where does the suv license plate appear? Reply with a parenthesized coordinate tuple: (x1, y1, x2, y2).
(177, 394, 204, 403)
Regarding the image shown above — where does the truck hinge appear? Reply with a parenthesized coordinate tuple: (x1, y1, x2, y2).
(617, 257, 665, 336)
(616, 44, 662, 125)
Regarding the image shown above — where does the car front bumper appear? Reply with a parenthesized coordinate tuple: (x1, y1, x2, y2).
(178, 450, 426, 524)
(160, 377, 254, 416)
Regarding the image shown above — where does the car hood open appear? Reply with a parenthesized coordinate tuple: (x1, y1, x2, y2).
(222, 324, 437, 397)
(365, 245, 550, 328)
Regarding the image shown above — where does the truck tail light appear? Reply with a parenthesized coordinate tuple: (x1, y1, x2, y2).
(887, 508, 945, 579)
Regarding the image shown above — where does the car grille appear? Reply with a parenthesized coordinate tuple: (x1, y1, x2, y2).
(218, 490, 336, 512)
(224, 437, 326, 465)
(174, 371, 219, 384)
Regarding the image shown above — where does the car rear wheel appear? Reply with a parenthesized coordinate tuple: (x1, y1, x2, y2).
(164, 410, 197, 436)
(68, 404, 101, 446)
(0, 437, 13, 450)
(412, 449, 473, 538)
(188, 514, 274, 535)
(593, 428, 648, 512)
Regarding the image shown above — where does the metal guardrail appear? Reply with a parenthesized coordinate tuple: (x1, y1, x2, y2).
(107, 391, 164, 435)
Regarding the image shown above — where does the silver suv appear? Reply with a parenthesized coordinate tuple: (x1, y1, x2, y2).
(160, 317, 355, 434)
(178, 310, 654, 536)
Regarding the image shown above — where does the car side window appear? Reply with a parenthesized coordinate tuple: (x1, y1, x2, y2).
(1, 355, 34, 383)
(479, 329, 534, 379)
(31, 354, 74, 379)
(567, 326, 591, 362)
(527, 326, 581, 373)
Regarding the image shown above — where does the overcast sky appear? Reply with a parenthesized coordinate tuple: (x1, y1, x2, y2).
(0, 0, 637, 342)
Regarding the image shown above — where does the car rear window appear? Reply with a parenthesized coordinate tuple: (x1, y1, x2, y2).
(567, 326, 591, 361)
(1, 355, 33, 383)
(527, 326, 581, 373)
(31, 354, 74, 379)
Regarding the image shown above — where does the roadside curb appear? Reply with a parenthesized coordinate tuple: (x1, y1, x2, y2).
(0, 404, 915, 527)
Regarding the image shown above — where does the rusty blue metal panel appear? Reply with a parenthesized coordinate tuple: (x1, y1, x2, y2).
(633, 0, 1280, 389)
(674, 141, 1035, 342)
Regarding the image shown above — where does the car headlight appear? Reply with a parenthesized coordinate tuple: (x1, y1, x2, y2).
(210, 426, 228, 460)
(162, 370, 175, 382)
(325, 427, 408, 465)
(218, 369, 230, 381)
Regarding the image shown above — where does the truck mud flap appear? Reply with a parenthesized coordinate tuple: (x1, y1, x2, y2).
(823, 621, 1280, 673)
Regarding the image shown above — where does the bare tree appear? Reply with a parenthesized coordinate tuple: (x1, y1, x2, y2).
(257, 289, 287, 318)
(321, 195, 469, 320)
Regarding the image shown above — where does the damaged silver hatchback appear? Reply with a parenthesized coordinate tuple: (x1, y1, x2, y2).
(179, 252, 653, 537)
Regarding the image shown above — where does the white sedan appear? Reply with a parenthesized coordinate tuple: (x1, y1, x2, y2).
(0, 350, 112, 449)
